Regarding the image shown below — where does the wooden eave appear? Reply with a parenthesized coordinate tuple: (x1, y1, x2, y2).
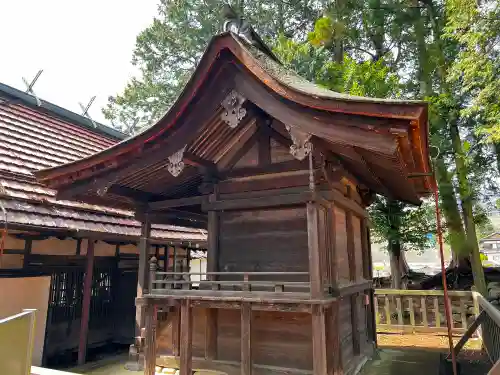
(36, 32, 432, 207)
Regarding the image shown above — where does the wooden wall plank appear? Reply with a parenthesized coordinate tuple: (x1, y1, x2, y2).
(205, 309, 218, 359)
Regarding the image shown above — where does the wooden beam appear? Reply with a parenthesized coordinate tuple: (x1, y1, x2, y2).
(234, 74, 397, 155)
(222, 159, 308, 179)
(107, 185, 164, 202)
(241, 302, 252, 375)
(56, 71, 235, 201)
(78, 238, 95, 365)
(203, 191, 312, 212)
(179, 299, 193, 375)
(148, 196, 206, 211)
(184, 152, 218, 175)
(22, 238, 32, 268)
(224, 129, 260, 171)
(307, 203, 323, 298)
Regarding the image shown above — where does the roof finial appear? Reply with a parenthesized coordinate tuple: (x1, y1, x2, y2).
(79, 96, 97, 128)
(22, 70, 44, 107)
(221, 3, 280, 63)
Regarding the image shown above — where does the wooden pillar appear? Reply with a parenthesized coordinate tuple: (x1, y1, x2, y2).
(307, 202, 323, 298)
(164, 246, 169, 272)
(22, 238, 32, 268)
(241, 302, 252, 375)
(362, 219, 377, 346)
(78, 238, 95, 365)
(144, 304, 157, 375)
(311, 304, 328, 375)
(205, 188, 219, 358)
(172, 307, 181, 356)
(345, 193, 361, 356)
(136, 214, 151, 336)
(180, 299, 193, 375)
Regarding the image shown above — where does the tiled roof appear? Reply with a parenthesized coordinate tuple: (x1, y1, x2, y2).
(0, 84, 207, 244)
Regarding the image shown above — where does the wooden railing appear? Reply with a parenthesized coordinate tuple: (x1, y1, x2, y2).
(374, 289, 478, 334)
(148, 256, 311, 299)
(475, 293, 500, 370)
(447, 292, 500, 373)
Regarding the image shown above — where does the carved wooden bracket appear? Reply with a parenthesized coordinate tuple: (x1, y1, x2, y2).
(221, 90, 247, 128)
(285, 125, 312, 161)
(167, 145, 187, 177)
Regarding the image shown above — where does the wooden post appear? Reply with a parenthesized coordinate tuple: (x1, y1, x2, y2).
(206, 188, 219, 355)
(307, 202, 323, 298)
(136, 213, 151, 336)
(164, 246, 169, 272)
(311, 304, 328, 375)
(241, 302, 252, 375)
(180, 299, 193, 375)
(149, 257, 157, 295)
(172, 307, 181, 356)
(345, 188, 360, 355)
(78, 238, 95, 365)
(144, 304, 157, 375)
(22, 238, 32, 268)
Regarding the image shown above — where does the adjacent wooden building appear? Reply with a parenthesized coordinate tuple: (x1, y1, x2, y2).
(0, 83, 206, 366)
(37, 30, 432, 375)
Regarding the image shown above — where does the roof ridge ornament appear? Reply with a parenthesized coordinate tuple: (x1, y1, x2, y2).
(167, 145, 187, 177)
(220, 90, 247, 128)
(285, 125, 313, 161)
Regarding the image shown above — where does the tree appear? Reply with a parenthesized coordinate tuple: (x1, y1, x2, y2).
(103, 0, 323, 134)
(105, 1, 499, 293)
(369, 197, 437, 288)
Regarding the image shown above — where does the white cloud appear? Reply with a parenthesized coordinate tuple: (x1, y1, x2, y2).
(0, 0, 158, 126)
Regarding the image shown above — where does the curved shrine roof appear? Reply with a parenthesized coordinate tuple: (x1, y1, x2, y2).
(36, 32, 432, 207)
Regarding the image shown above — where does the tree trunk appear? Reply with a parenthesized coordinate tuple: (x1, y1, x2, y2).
(494, 142, 500, 175)
(389, 239, 404, 289)
(434, 157, 469, 257)
(450, 122, 487, 295)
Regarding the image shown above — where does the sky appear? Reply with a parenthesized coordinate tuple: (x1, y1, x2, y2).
(0, 0, 158, 126)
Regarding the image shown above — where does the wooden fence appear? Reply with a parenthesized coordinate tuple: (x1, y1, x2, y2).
(374, 289, 479, 335)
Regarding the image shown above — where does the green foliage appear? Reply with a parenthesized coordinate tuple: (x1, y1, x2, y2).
(102, 0, 321, 134)
(105, 0, 499, 282)
(369, 197, 436, 253)
(445, 0, 500, 140)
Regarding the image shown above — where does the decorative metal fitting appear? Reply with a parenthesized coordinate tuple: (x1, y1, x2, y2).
(167, 145, 187, 177)
(285, 125, 312, 161)
(221, 90, 247, 128)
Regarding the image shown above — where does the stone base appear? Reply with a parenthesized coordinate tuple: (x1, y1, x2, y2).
(124, 342, 145, 371)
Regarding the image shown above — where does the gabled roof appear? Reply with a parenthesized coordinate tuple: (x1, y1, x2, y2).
(36, 32, 432, 207)
(0, 83, 206, 245)
(480, 233, 500, 242)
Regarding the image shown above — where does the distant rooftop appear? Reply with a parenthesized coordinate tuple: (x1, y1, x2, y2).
(0, 82, 126, 141)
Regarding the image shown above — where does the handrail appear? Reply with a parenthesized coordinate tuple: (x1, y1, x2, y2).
(476, 293, 500, 327)
(155, 271, 309, 276)
(449, 292, 500, 373)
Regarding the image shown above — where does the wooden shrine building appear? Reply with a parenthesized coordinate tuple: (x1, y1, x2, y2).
(37, 28, 432, 375)
(0, 83, 206, 366)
